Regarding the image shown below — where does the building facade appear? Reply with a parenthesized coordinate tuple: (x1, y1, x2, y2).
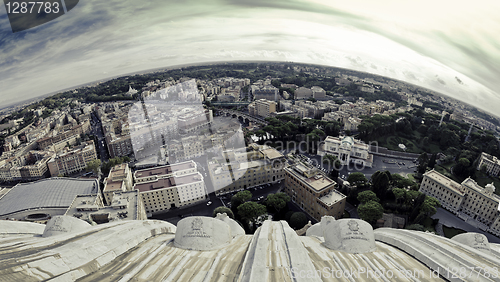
(477, 152, 500, 176)
(133, 172, 207, 216)
(283, 163, 346, 222)
(47, 141, 98, 177)
(248, 99, 277, 118)
(318, 136, 373, 167)
(209, 145, 286, 195)
(102, 163, 134, 205)
(419, 169, 500, 236)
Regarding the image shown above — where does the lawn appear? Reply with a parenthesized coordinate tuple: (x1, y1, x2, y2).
(442, 225, 467, 239)
(375, 133, 442, 155)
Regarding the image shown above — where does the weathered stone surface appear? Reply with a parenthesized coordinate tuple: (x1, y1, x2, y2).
(452, 232, 492, 253)
(174, 216, 232, 251)
(215, 213, 244, 237)
(0, 220, 45, 235)
(322, 218, 376, 253)
(42, 216, 91, 237)
(305, 222, 322, 237)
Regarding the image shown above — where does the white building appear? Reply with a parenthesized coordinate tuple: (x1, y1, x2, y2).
(477, 152, 500, 176)
(318, 136, 373, 167)
(420, 169, 500, 236)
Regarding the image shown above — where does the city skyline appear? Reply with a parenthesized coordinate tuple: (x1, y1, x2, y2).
(1, 0, 500, 116)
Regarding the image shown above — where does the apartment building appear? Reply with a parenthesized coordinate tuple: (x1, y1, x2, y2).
(37, 120, 90, 150)
(209, 144, 286, 195)
(0, 151, 52, 182)
(283, 163, 346, 222)
(477, 152, 500, 176)
(102, 163, 133, 205)
(419, 170, 500, 236)
(47, 141, 97, 177)
(248, 99, 277, 118)
(134, 160, 197, 183)
(133, 172, 207, 216)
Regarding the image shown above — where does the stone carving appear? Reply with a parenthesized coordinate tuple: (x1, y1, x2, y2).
(451, 233, 491, 253)
(322, 218, 376, 253)
(174, 216, 232, 251)
(42, 216, 91, 238)
(184, 218, 210, 238)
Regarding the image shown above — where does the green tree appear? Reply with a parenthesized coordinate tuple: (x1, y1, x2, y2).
(231, 190, 253, 208)
(289, 212, 308, 229)
(85, 159, 101, 174)
(237, 201, 267, 223)
(357, 191, 379, 204)
(392, 188, 406, 204)
(358, 201, 384, 224)
(346, 172, 368, 186)
(417, 153, 429, 174)
(212, 206, 235, 219)
(265, 193, 290, 213)
(371, 171, 390, 199)
(420, 196, 440, 216)
(428, 154, 437, 169)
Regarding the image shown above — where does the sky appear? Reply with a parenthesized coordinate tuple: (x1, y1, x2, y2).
(0, 0, 499, 116)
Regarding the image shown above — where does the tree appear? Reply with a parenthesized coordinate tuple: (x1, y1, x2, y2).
(346, 172, 368, 186)
(420, 196, 440, 216)
(265, 193, 290, 213)
(85, 159, 101, 174)
(231, 190, 253, 208)
(357, 191, 379, 204)
(392, 188, 406, 204)
(428, 154, 437, 169)
(289, 212, 308, 229)
(417, 153, 429, 174)
(371, 171, 390, 199)
(237, 201, 267, 223)
(358, 201, 383, 224)
(212, 206, 234, 219)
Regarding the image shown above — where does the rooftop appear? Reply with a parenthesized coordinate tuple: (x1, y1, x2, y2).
(424, 169, 465, 195)
(134, 161, 195, 179)
(287, 165, 335, 192)
(260, 148, 283, 160)
(65, 190, 140, 223)
(318, 190, 346, 206)
(0, 178, 98, 217)
(134, 172, 203, 192)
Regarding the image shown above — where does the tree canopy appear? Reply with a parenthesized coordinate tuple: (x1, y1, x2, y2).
(357, 200, 384, 224)
(237, 201, 267, 222)
(212, 206, 235, 219)
(265, 193, 290, 213)
(357, 190, 379, 204)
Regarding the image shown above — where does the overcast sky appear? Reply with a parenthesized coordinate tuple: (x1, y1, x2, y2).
(1, 0, 499, 116)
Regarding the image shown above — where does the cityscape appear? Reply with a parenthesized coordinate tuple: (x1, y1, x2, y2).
(1, 62, 500, 280)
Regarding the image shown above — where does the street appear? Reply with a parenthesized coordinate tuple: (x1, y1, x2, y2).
(151, 181, 283, 226)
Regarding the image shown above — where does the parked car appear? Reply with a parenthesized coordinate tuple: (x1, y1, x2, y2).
(207, 201, 212, 206)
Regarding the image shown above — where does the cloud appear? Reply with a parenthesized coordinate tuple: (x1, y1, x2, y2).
(0, 0, 499, 118)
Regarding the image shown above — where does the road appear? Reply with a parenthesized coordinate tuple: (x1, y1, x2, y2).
(151, 181, 283, 226)
(297, 152, 417, 181)
(90, 112, 109, 162)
